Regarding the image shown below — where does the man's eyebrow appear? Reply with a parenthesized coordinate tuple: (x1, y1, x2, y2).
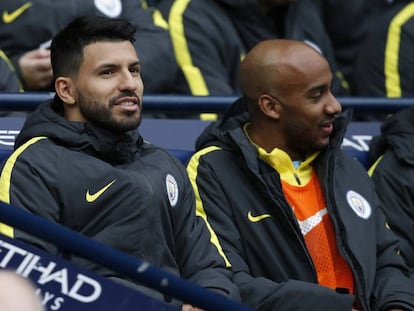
(127, 60, 141, 68)
(95, 60, 141, 72)
(130, 60, 141, 66)
(307, 84, 325, 93)
(96, 63, 119, 70)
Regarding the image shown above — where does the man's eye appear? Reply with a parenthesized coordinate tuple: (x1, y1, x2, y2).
(130, 67, 140, 75)
(311, 91, 322, 99)
(101, 69, 114, 75)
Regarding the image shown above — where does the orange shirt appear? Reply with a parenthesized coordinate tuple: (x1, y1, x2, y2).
(282, 170, 354, 293)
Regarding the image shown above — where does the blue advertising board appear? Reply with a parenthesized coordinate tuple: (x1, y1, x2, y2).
(0, 233, 178, 311)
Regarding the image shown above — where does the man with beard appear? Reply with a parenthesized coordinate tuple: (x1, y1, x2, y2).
(186, 39, 414, 310)
(0, 15, 240, 310)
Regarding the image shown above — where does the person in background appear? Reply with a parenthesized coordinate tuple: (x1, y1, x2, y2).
(0, 15, 239, 310)
(0, 49, 21, 92)
(0, 49, 26, 116)
(186, 39, 414, 310)
(155, 0, 367, 96)
(0, 0, 180, 93)
(354, 0, 414, 97)
(319, 0, 369, 94)
(368, 105, 414, 275)
(0, 269, 43, 311)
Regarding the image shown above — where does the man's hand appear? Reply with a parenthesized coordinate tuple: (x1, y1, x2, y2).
(18, 48, 53, 90)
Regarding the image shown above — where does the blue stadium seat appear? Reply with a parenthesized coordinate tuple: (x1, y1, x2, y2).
(167, 148, 194, 164)
(0, 149, 11, 163)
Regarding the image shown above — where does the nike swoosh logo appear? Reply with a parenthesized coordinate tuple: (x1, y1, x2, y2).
(298, 208, 327, 236)
(248, 211, 271, 222)
(3, 2, 32, 24)
(86, 179, 116, 203)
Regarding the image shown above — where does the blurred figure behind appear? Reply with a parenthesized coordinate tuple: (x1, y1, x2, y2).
(0, 269, 43, 311)
(156, 0, 368, 96)
(0, 0, 180, 93)
(354, 0, 414, 97)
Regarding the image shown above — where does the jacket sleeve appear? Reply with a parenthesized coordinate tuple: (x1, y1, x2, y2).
(371, 199, 414, 310)
(171, 160, 240, 301)
(371, 153, 414, 271)
(187, 154, 355, 311)
(0, 145, 60, 255)
(0, 49, 21, 92)
(121, 3, 180, 94)
(157, 0, 242, 95)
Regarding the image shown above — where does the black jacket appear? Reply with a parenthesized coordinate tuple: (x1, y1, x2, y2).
(369, 106, 414, 272)
(0, 101, 240, 304)
(354, 1, 414, 97)
(0, 49, 21, 92)
(187, 98, 414, 310)
(319, 0, 369, 93)
(156, 0, 349, 96)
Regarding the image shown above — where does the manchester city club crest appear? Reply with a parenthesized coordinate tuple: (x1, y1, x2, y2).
(165, 174, 179, 207)
(346, 190, 372, 219)
(94, 0, 122, 18)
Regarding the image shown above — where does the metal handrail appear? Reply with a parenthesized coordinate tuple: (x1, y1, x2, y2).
(0, 201, 252, 311)
(0, 92, 413, 113)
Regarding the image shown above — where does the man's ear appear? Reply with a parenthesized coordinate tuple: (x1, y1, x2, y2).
(55, 77, 76, 105)
(258, 94, 281, 120)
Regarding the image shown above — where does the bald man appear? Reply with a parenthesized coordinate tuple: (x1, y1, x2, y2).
(0, 270, 43, 311)
(186, 39, 414, 311)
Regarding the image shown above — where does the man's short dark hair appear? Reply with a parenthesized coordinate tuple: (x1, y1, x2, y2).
(51, 15, 136, 80)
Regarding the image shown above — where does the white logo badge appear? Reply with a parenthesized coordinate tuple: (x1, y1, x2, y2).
(94, 0, 122, 18)
(346, 190, 371, 219)
(166, 174, 178, 207)
(304, 40, 323, 54)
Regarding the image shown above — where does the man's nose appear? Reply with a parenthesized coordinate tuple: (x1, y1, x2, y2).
(119, 71, 138, 91)
(326, 93, 342, 115)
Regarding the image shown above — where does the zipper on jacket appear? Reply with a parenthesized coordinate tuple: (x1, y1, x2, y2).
(263, 160, 318, 282)
(293, 173, 301, 185)
(324, 153, 368, 310)
(280, 196, 319, 282)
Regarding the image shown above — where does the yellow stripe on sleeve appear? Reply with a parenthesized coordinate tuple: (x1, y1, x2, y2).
(0, 49, 24, 92)
(168, 0, 209, 95)
(186, 146, 231, 267)
(367, 154, 384, 177)
(385, 3, 414, 97)
(0, 137, 47, 237)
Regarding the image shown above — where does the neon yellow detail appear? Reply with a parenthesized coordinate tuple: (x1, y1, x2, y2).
(152, 9, 169, 30)
(187, 146, 231, 267)
(335, 70, 349, 91)
(86, 180, 117, 203)
(367, 155, 384, 177)
(247, 211, 271, 222)
(168, 0, 209, 95)
(385, 3, 414, 97)
(2, 2, 32, 24)
(199, 113, 218, 121)
(0, 49, 23, 91)
(0, 137, 47, 237)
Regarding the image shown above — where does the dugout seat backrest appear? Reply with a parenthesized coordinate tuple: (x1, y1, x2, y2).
(0, 117, 379, 169)
(0, 149, 11, 164)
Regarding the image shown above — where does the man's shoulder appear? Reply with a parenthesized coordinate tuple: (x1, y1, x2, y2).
(188, 145, 236, 169)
